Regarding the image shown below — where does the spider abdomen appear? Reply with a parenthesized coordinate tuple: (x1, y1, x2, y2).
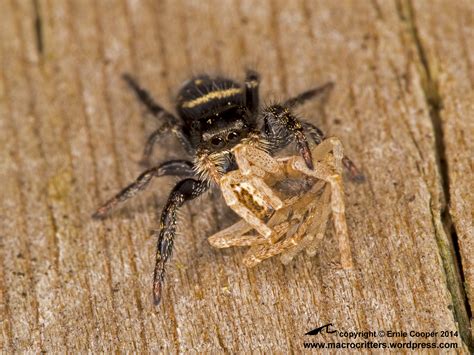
(176, 75, 244, 122)
(231, 182, 274, 220)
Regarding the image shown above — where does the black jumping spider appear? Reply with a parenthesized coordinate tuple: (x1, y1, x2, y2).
(93, 70, 361, 305)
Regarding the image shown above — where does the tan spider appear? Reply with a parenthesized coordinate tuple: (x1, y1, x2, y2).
(208, 137, 353, 268)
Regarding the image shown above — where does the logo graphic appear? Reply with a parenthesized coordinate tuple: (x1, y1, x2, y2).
(305, 323, 337, 336)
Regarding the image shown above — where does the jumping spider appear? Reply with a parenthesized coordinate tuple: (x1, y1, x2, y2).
(93, 70, 362, 305)
(208, 136, 353, 269)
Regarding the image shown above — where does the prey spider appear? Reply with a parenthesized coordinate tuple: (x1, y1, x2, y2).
(92, 70, 362, 305)
(208, 136, 352, 269)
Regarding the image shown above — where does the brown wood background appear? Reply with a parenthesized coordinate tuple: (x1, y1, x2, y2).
(0, 0, 472, 352)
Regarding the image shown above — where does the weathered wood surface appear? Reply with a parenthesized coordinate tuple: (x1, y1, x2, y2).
(0, 0, 472, 352)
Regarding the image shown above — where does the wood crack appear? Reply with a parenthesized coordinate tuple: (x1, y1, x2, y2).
(32, 0, 43, 55)
(396, 0, 473, 349)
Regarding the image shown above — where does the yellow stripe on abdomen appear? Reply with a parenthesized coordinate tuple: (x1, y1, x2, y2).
(182, 88, 242, 109)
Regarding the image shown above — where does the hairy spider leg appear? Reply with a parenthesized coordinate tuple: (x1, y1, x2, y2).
(209, 138, 352, 268)
(122, 74, 194, 166)
(141, 124, 170, 166)
(283, 81, 335, 109)
(233, 144, 284, 211)
(263, 105, 314, 170)
(289, 138, 353, 269)
(208, 185, 311, 250)
(310, 136, 345, 172)
(153, 178, 208, 305)
(303, 121, 364, 182)
(280, 81, 333, 152)
(219, 171, 276, 239)
(302, 121, 325, 145)
(92, 160, 194, 219)
(208, 220, 255, 248)
(278, 80, 364, 182)
(272, 137, 346, 263)
(243, 181, 329, 267)
(261, 80, 335, 171)
(208, 218, 293, 249)
(244, 69, 260, 118)
(208, 145, 330, 262)
(207, 200, 294, 249)
(211, 144, 319, 252)
(208, 181, 329, 265)
(304, 190, 333, 257)
(123, 73, 180, 124)
(279, 186, 332, 264)
(216, 144, 286, 240)
(233, 144, 284, 178)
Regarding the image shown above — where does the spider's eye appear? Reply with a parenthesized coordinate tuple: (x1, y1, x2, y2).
(210, 137, 224, 147)
(227, 131, 240, 142)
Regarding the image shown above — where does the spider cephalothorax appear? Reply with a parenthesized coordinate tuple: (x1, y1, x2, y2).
(92, 70, 361, 305)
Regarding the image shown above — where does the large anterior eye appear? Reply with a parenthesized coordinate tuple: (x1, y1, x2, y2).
(227, 131, 240, 142)
(210, 137, 225, 147)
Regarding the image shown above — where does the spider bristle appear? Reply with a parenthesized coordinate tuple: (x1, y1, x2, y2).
(193, 150, 229, 184)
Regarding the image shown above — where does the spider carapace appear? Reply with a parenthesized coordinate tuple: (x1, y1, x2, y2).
(93, 70, 360, 305)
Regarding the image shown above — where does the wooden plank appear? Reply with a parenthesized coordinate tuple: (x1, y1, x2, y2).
(408, 0, 474, 332)
(0, 0, 472, 352)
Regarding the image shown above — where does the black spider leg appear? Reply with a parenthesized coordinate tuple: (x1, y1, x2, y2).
(122, 74, 194, 165)
(153, 178, 208, 305)
(123, 73, 180, 125)
(283, 81, 332, 148)
(302, 122, 325, 145)
(263, 105, 314, 169)
(92, 160, 195, 219)
(244, 69, 260, 120)
(260, 82, 336, 170)
(284, 82, 364, 181)
(283, 81, 335, 109)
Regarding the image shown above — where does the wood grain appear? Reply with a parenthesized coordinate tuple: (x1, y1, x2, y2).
(0, 0, 472, 352)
